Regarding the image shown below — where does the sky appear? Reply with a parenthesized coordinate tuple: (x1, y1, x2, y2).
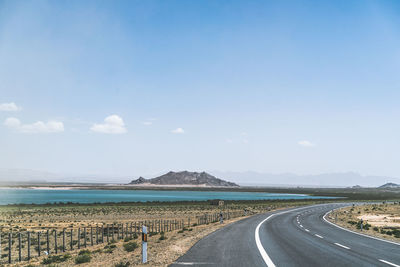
(0, 0, 400, 180)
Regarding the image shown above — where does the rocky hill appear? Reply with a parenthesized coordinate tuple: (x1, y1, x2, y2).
(129, 171, 239, 187)
(378, 183, 400, 189)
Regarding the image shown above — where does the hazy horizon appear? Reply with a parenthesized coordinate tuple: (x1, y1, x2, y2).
(1, 1, 400, 183)
(0, 168, 398, 187)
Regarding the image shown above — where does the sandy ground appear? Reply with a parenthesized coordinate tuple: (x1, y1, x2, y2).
(327, 203, 400, 243)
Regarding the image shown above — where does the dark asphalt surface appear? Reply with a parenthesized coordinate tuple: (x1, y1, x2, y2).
(170, 203, 400, 267)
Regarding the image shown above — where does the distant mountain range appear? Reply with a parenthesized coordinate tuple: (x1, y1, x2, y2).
(0, 169, 129, 184)
(129, 171, 239, 187)
(209, 171, 400, 187)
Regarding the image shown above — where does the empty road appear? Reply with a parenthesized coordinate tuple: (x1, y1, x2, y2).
(170, 203, 400, 267)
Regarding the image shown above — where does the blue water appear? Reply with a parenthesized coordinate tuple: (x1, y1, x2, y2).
(0, 189, 334, 205)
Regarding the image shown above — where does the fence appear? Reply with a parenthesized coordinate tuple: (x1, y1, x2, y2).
(0, 210, 245, 264)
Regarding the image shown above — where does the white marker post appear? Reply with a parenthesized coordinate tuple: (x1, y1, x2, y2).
(142, 225, 148, 263)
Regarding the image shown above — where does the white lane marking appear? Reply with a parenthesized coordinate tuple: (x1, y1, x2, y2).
(334, 243, 350, 250)
(379, 259, 400, 267)
(300, 225, 303, 228)
(305, 229, 310, 232)
(255, 205, 323, 267)
(255, 216, 277, 267)
(323, 209, 400, 246)
(315, 234, 323, 239)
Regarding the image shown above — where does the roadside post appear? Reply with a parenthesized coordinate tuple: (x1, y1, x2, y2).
(142, 225, 148, 263)
(360, 219, 363, 231)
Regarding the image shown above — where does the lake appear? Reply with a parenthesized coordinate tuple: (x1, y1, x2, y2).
(0, 188, 337, 205)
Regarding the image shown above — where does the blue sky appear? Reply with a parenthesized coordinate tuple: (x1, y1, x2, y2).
(1, 0, 400, 180)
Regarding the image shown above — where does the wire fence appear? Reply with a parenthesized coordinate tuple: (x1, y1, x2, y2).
(0, 210, 245, 264)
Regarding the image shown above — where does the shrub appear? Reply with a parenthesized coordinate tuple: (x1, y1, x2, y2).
(115, 261, 131, 267)
(104, 248, 114, 254)
(123, 241, 138, 252)
(75, 254, 91, 264)
(42, 254, 71, 264)
(78, 249, 91, 255)
(159, 232, 167, 240)
(124, 236, 133, 242)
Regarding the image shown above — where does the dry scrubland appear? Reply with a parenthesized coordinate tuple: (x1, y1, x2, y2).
(0, 200, 321, 266)
(0, 201, 284, 231)
(328, 202, 400, 242)
(4, 215, 247, 267)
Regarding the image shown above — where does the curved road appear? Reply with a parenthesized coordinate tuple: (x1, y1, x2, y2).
(170, 203, 400, 267)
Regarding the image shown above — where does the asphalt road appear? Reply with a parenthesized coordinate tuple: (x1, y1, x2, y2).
(170, 203, 400, 267)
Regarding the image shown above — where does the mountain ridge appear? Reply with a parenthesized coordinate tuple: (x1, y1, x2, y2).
(129, 171, 239, 187)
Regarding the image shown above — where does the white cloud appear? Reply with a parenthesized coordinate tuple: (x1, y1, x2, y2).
(298, 140, 315, 147)
(143, 121, 153, 126)
(91, 115, 127, 134)
(4, 117, 64, 133)
(171, 127, 185, 134)
(0, 102, 21, 111)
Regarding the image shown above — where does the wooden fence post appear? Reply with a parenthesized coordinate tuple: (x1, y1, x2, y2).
(84, 228, 87, 248)
(37, 232, 41, 257)
(8, 232, 12, 264)
(90, 227, 93, 246)
(46, 230, 49, 254)
(78, 228, 81, 249)
(27, 231, 31, 260)
(18, 232, 21, 262)
(107, 225, 110, 243)
(54, 230, 58, 254)
(101, 225, 104, 243)
(63, 229, 65, 252)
